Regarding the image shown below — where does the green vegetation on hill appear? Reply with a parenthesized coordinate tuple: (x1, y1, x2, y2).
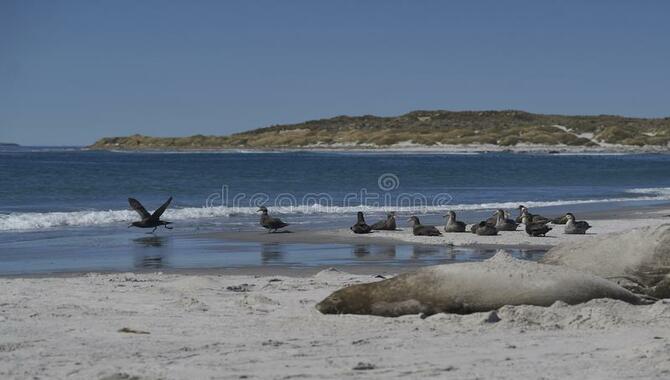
(90, 110, 670, 150)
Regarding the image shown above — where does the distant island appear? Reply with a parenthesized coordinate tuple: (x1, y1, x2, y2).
(0, 142, 19, 147)
(89, 110, 670, 152)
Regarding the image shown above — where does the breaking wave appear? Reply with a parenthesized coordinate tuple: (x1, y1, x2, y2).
(3, 189, 670, 232)
(626, 187, 670, 196)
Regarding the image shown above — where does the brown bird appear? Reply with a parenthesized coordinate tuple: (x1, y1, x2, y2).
(128, 197, 173, 233)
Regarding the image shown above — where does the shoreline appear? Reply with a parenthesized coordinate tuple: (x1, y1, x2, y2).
(3, 203, 667, 280)
(86, 143, 670, 154)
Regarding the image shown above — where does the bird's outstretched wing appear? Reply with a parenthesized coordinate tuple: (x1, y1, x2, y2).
(128, 198, 151, 219)
(151, 196, 173, 219)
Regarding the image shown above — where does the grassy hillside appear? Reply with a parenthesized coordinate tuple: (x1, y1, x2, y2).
(89, 110, 670, 150)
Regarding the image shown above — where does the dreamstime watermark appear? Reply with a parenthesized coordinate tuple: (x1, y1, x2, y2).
(204, 173, 453, 213)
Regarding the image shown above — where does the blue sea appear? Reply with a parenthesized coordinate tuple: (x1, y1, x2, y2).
(2, 146, 670, 275)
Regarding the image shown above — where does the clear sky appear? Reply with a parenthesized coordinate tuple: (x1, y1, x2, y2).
(2, 0, 669, 146)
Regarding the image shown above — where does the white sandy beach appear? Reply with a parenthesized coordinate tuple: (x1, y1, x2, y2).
(3, 210, 670, 379)
(1, 269, 669, 379)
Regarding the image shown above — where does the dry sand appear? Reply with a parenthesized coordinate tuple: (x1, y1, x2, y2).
(2, 269, 670, 379)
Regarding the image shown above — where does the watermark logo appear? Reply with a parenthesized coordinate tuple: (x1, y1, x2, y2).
(205, 173, 453, 213)
(377, 173, 400, 191)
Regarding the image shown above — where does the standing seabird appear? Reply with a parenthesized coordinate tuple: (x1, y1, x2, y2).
(370, 212, 397, 230)
(128, 197, 173, 233)
(494, 209, 519, 231)
(407, 216, 442, 236)
(258, 206, 289, 233)
(564, 213, 592, 234)
(351, 212, 373, 234)
(443, 211, 467, 232)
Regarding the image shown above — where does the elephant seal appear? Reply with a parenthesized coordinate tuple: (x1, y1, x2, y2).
(541, 223, 670, 298)
(316, 251, 644, 317)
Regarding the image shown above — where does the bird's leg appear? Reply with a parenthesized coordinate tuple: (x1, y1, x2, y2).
(151, 226, 157, 234)
(165, 225, 173, 230)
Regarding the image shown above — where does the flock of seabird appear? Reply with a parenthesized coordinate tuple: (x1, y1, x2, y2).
(346, 204, 591, 237)
(126, 197, 591, 237)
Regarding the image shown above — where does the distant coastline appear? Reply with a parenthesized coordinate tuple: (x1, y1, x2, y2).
(0, 142, 19, 147)
(86, 143, 670, 155)
(88, 109, 670, 153)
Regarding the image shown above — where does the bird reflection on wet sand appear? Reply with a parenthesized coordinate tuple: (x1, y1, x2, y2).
(352, 244, 371, 257)
(261, 243, 284, 263)
(352, 244, 396, 259)
(132, 236, 169, 269)
(133, 236, 167, 247)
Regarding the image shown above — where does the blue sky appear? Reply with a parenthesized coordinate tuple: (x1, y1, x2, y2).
(2, 0, 669, 146)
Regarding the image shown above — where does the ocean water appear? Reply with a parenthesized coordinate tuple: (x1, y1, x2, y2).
(2, 146, 670, 274)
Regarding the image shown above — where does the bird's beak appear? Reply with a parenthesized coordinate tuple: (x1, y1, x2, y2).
(442, 214, 448, 218)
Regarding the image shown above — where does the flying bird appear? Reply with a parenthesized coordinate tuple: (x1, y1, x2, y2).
(128, 197, 173, 233)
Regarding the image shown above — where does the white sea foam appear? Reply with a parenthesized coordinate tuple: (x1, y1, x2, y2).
(626, 187, 670, 196)
(3, 190, 670, 232)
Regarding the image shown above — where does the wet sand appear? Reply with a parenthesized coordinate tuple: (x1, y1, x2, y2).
(203, 204, 670, 250)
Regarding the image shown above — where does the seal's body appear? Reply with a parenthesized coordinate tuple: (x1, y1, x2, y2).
(317, 252, 643, 317)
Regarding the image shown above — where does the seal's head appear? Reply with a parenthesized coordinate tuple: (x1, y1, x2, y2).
(316, 284, 372, 315)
